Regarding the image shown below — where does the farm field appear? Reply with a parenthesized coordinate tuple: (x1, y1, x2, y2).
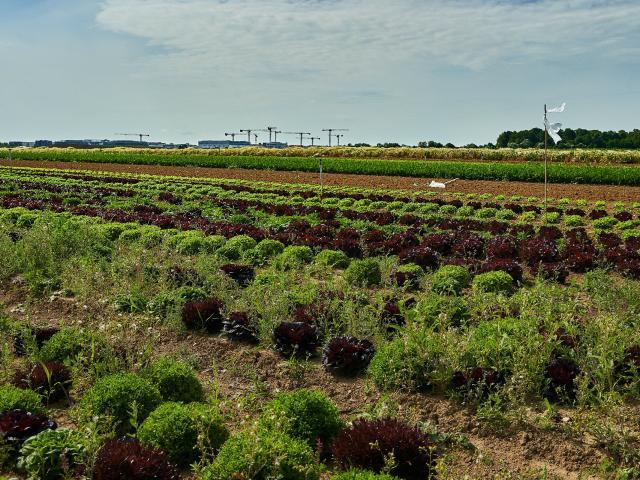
(2, 158, 640, 203)
(3, 148, 640, 186)
(1, 165, 640, 479)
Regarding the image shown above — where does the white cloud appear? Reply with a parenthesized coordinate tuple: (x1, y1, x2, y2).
(4, 0, 640, 145)
(95, 0, 640, 81)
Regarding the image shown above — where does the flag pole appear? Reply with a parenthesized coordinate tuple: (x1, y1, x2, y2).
(313, 152, 323, 203)
(320, 156, 324, 202)
(544, 104, 548, 212)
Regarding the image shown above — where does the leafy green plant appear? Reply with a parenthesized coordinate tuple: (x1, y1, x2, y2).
(616, 220, 640, 231)
(39, 327, 111, 364)
(564, 215, 583, 227)
(138, 226, 165, 247)
(258, 389, 344, 449)
(344, 259, 382, 287)
(593, 216, 619, 230)
(167, 231, 204, 255)
(519, 211, 537, 223)
(216, 235, 256, 260)
(201, 429, 320, 480)
(244, 239, 285, 266)
(77, 373, 161, 435)
(455, 206, 474, 217)
(431, 265, 471, 295)
(464, 315, 548, 397)
(98, 223, 128, 241)
(495, 209, 516, 220)
(475, 207, 497, 219)
(472, 271, 514, 295)
(138, 402, 228, 467)
(315, 249, 351, 269)
(439, 205, 457, 216)
(0, 386, 44, 414)
(141, 357, 204, 403)
(368, 329, 448, 392)
(622, 229, 640, 241)
(18, 429, 86, 480)
(542, 212, 561, 224)
(415, 293, 469, 328)
(275, 246, 314, 271)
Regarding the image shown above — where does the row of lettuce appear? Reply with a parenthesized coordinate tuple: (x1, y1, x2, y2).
(3, 165, 640, 212)
(3, 149, 640, 185)
(2, 166, 640, 240)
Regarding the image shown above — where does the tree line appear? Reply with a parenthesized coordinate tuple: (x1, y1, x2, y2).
(495, 128, 640, 149)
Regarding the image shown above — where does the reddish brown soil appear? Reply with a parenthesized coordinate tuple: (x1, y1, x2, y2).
(1, 158, 640, 203)
(0, 288, 620, 480)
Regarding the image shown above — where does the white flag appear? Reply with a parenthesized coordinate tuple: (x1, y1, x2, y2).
(545, 118, 562, 143)
(547, 102, 566, 113)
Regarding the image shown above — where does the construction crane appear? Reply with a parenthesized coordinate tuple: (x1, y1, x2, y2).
(115, 133, 150, 143)
(309, 137, 321, 146)
(335, 134, 346, 146)
(240, 129, 257, 144)
(282, 131, 312, 147)
(321, 128, 349, 147)
(225, 132, 242, 142)
(255, 126, 281, 143)
(266, 126, 278, 143)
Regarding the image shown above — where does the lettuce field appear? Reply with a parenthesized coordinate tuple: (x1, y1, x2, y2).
(0, 165, 639, 479)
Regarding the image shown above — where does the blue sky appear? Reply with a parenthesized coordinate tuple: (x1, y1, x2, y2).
(1, 0, 639, 145)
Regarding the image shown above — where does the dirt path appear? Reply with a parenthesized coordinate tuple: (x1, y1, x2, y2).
(1, 158, 640, 203)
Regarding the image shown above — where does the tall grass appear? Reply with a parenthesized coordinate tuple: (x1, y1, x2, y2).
(5, 146, 640, 164)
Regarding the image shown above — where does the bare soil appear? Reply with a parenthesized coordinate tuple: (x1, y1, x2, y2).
(0, 288, 616, 480)
(1, 158, 640, 203)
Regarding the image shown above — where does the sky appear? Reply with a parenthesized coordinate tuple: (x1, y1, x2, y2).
(1, 0, 639, 146)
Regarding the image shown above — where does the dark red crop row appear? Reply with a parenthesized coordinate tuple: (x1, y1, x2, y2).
(0, 178, 135, 198)
(11, 167, 640, 220)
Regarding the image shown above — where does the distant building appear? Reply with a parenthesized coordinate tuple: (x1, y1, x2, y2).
(52, 140, 103, 148)
(198, 140, 252, 149)
(261, 142, 289, 149)
(6, 139, 194, 149)
(102, 140, 149, 148)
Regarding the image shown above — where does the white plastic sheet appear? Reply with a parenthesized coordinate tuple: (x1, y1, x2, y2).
(547, 102, 566, 113)
(545, 118, 563, 143)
